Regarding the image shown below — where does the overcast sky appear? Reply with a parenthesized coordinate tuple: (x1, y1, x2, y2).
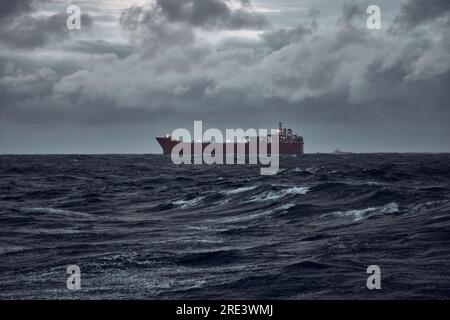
(0, 0, 449, 154)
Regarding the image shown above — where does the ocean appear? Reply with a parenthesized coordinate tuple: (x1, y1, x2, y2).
(1, 154, 450, 299)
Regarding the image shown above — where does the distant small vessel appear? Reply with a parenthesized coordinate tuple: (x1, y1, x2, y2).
(156, 122, 304, 155)
(334, 148, 353, 155)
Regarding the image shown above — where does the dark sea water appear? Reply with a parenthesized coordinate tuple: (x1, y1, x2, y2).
(1, 154, 450, 299)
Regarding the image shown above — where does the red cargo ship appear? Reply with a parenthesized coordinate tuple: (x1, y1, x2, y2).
(156, 123, 304, 155)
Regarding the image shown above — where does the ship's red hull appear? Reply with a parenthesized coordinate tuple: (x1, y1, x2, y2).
(156, 137, 304, 155)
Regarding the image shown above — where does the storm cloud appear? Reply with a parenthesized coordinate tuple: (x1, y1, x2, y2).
(0, 0, 93, 49)
(0, 0, 33, 20)
(0, 0, 449, 153)
(151, 0, 269, 30)
(394, 0, 450, 29)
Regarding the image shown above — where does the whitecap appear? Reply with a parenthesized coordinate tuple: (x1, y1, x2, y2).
(248, 186, 309, 202)
(381, 202, 399, 214)
(172, 196, 205, 208)
(220, 186, 258, 196)
(331, 202, 399, 221)
(292, 167, 317, 174)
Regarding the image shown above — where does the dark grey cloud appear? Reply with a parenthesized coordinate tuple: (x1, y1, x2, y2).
(0, 0, 93, 49)
(0, 0, 33, 20)
(337, 2, 366, 26)
(123, 0, 269, 32)
(0, 13, 93, 49)
(119, 0, 269, 57)
(120, 6, 196, 52)
(394, 0, 450, 29)
(261, 20, 318, 51)
(158, 0, 269, 29)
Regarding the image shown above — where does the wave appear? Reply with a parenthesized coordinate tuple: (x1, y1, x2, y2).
(172, 196, 205, 208)
(309, 182, 351, 193)
(330, 202, 399, 222)
(283, 260, 332, 272)
(220, 186, 258, 196)
(176, 249, 246, 267)
(22, 207, 95, 220)
(0, 245, 29, 255)
(213, 203, 295, 224)
(247, 186, 309, 202)
(291, 167, 318, 174)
